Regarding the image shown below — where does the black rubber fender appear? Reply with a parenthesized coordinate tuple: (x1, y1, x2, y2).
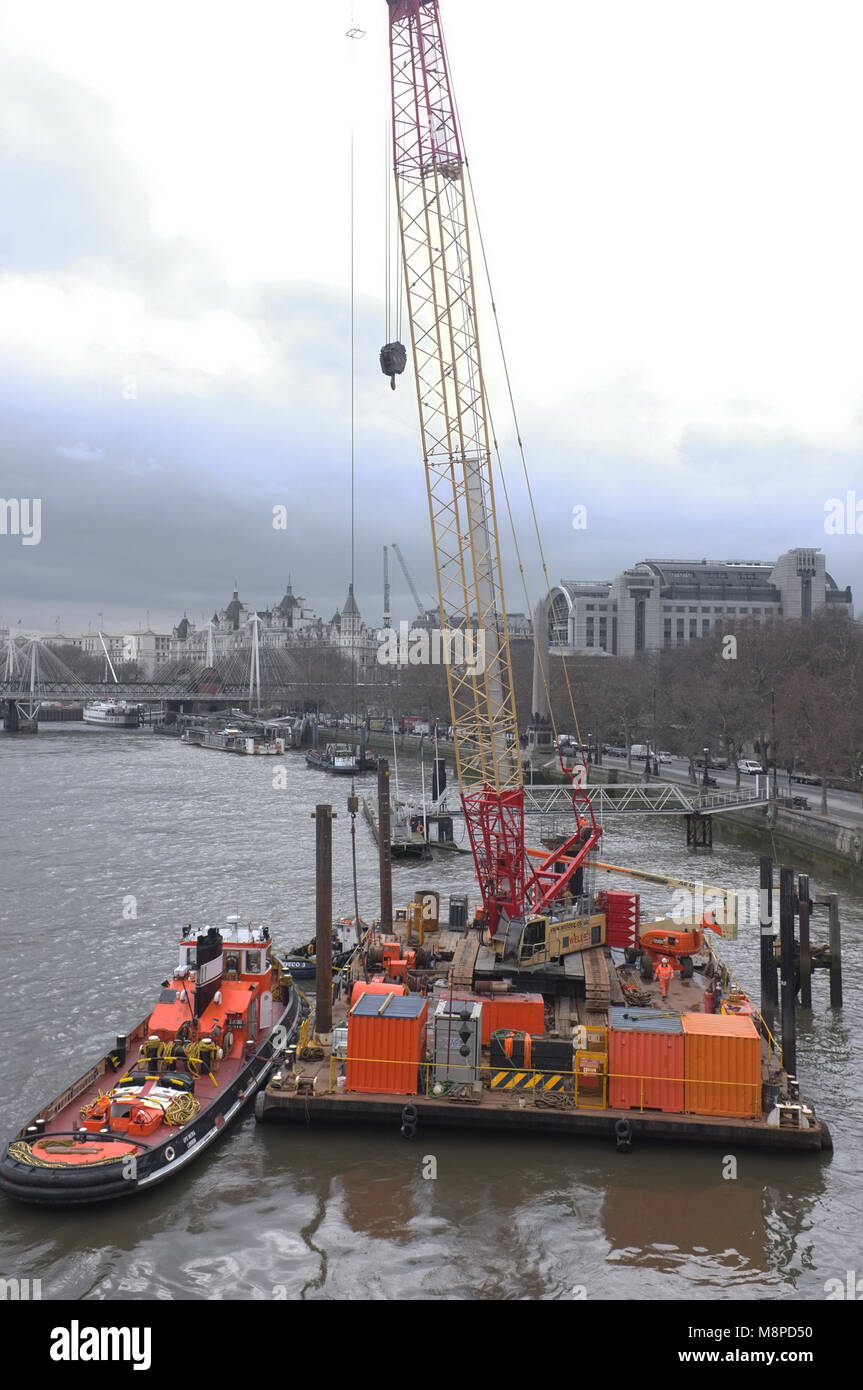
(614, 1117, 633, 1153)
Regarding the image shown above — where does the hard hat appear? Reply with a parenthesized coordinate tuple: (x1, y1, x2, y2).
(661, 957, 668, 965)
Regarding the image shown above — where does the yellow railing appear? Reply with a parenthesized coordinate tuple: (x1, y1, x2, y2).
(705, 938, 782, 1055)
(312, 1051, 761, 1114)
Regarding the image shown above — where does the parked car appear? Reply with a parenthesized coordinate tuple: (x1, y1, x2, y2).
(694, 754, 727, 770)
(737, 759, 763, 775)
(657, 751, 673, 764)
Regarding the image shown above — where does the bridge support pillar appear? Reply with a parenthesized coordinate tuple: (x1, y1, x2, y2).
(3, 701, 37, 733)
(685, 811, 712, 848)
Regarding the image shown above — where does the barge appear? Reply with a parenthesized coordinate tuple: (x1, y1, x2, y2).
(181, 726, 285, 754)
(256, 892, 831, 1154)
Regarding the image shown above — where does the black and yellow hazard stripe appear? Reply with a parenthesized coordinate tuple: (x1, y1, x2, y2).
(490, 1070, 569, 1091)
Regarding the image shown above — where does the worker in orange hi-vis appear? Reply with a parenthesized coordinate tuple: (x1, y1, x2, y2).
(656, 956, 675, 999)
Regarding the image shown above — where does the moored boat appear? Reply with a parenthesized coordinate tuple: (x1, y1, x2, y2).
(306, 742, 374, 774)
(0, 916, 305, 1205)
(280, 916, 367, 979)
(181, 727, 285, 754)
(83, 700, 144, 728)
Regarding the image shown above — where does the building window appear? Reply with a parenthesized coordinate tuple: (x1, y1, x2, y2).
(663, 618, 672, 647)
(599, 618, 607, 650)
(676, 606, 684, 613)
(586, 618, 594, 647)
(676, 619, 684, 646)
(689, 619, 697, 639)
(586, 604, 595, 611)
(702, 619, 710, 634)
(663, 606, 671, 613)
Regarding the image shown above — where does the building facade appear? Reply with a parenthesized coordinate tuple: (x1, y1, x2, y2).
(549, 550, 853, 657)
(170, 581, 381, 675)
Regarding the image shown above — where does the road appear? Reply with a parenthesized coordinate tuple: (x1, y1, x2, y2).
(598, 751, 863, 826)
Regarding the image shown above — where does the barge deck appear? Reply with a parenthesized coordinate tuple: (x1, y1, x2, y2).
(257, 919, 830, 1153)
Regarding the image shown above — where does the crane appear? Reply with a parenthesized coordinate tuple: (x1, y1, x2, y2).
(385, 0, 602, 961)
(382, 546, 391, 629)
(390, 541, 429, 623)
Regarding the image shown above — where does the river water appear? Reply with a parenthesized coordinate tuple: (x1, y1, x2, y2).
(1, 727, 860, 1301)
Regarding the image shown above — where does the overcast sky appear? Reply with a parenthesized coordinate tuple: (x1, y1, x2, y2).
(2, 0, 862, 635)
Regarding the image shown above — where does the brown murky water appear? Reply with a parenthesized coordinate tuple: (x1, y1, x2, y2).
(1, 727, 859, 1300)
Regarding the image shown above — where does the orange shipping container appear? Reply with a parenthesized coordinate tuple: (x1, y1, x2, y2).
(482, 993, 544, 1046)
(608, 1014, 684, 1113)
(350, 981, 406, 1008)
(346, 993, 428, 1095)
(681, 1012, 761, 1118)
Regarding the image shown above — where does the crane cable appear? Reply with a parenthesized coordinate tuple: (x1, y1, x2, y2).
(465, 163, 583, 752)
(347, 16, 365, 926)
(441, 28, 584, 755)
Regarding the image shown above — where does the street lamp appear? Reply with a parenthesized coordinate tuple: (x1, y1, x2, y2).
(702, 747, 710, 789)
(770, 688, 778, 802)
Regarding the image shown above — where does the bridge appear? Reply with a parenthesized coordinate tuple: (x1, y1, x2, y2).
(431, 781, 771, 820)
(0, 634, 315, 730)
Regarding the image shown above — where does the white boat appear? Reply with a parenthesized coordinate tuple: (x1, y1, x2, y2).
(83, 700, 144, 728)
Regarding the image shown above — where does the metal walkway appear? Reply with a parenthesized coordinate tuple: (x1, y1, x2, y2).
(433, 782, 770, 818)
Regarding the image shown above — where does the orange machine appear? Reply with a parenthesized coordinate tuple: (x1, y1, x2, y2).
(630, 913, 724, 980)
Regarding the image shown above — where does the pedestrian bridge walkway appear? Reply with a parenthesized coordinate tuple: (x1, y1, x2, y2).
(432, 781, 770, 819)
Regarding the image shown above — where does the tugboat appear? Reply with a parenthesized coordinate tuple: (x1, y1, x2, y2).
(0, 916, 305, 1205)
(305, 742, 372, 774)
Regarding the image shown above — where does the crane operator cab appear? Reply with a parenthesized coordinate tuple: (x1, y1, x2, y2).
(495, 911, 606, 968)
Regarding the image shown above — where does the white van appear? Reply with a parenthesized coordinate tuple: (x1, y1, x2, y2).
(737, 759, 763, 775)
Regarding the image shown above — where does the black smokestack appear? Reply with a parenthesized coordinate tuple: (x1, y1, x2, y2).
(195, 927, 223, 1018)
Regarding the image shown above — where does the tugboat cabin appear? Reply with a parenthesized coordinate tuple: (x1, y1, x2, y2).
(150, 917, 277, 1062)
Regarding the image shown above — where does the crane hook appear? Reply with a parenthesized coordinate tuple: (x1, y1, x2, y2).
(380, 341, 407, 390)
